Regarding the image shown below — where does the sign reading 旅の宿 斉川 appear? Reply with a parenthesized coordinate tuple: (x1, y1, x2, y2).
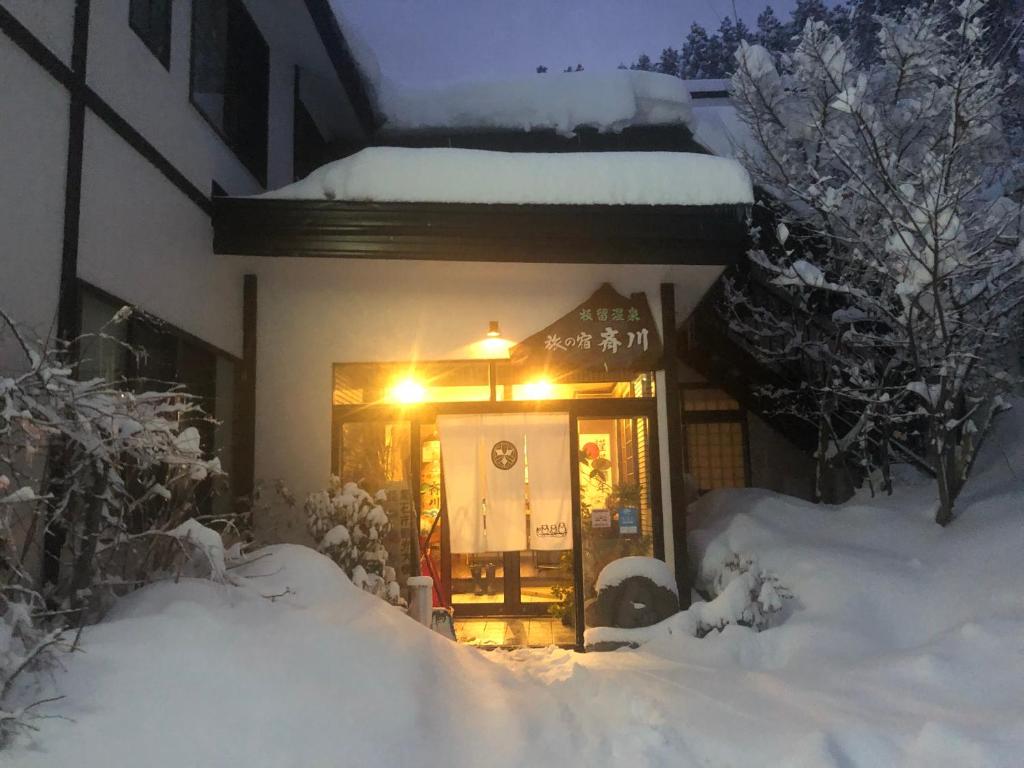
(510, 284, 664, 374)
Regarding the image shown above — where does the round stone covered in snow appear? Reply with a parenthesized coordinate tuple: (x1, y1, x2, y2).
(586, 556, 680, 637)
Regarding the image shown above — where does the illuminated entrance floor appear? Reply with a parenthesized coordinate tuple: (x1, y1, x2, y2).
(452, 585, 560, 605)
(455, 617, 576, 647)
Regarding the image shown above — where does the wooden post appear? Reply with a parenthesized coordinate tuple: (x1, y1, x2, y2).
(236, 274, 258, 505)
(659, 283, 690, 607)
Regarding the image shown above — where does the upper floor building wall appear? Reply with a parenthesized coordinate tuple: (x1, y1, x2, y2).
(85, 0, 368, 195)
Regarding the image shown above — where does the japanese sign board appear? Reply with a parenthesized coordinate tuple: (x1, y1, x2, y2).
(590, 508, 612, 529)
(510, 284, 663, 374)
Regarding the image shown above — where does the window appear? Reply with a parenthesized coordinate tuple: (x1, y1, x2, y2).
(293, 72, 329, 181)
(681, 386, 750, 493)
(78, 285, 239, 515)
(129, 0, 172, 68)
(190, 0, 269, 185)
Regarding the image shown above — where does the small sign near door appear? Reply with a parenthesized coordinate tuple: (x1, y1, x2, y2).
(591, 508, 611, 529)
(618, 507, 639, 535)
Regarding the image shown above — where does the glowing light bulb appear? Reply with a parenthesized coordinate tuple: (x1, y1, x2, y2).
(391, 378, 426, 404)
(521, 379, 554, 400)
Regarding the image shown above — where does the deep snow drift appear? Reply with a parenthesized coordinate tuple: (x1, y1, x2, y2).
(7, 407, 1024, 766)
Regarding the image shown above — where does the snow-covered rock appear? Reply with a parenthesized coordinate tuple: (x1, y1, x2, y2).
(594, 555, 678, 596)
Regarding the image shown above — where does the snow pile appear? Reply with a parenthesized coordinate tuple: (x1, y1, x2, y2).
(7, 408, 1024, 766)
(691, 104, 754, 158)
(594, 555, 678, 596)
(378, 70, 694, 137)
(264, 146, 754, 207)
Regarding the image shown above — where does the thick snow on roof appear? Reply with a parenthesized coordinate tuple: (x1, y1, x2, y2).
(377, 70, 694, 137)
(692, 104, 754, 159)
(264, 146, 753, 207)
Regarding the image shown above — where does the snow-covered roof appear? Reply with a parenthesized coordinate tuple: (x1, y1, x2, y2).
(376, 70, 695, 138)
(691, 104, 753, 159)
(263, 147, 753, 207)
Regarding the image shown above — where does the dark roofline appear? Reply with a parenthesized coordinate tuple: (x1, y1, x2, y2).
(212, 198, 750, 264)
(303, 0, 380, 137)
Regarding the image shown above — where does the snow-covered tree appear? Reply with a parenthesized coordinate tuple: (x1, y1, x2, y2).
(729, 2, 1024, 523)
(657, 46, 681, 77)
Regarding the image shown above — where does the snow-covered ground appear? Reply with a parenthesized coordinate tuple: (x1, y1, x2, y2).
(7, 407, 1023, 766)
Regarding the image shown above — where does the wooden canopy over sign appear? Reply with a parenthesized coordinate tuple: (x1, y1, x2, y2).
(510, 284, 663, 376)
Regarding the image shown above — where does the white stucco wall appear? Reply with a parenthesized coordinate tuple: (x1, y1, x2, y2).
(245, 256, 723, 545)
(78, 112, 246, 356)
(0, 33, 69, 365)
(0, 0, 74, 65)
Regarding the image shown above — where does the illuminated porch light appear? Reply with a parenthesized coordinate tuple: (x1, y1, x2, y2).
(521, 379, 554, 400)
(486, 320, 501, 338)
(390, 378, 426, 404)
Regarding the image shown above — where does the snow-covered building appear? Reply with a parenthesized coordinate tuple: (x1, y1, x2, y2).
(1, 3, 812, 648)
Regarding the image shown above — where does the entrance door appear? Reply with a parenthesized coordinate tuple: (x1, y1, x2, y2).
(434, 413, 574, 620)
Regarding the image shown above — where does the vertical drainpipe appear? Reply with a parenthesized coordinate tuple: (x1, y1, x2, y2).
(659, 283, 690, 607)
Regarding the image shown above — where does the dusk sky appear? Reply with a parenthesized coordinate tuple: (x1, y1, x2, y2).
(338, 1, 799, 89)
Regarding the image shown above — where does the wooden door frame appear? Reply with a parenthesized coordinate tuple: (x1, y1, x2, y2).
(331, 397, 663, 650)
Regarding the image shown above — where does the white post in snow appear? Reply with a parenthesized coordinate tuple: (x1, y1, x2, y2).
(407, 576, 433, 627)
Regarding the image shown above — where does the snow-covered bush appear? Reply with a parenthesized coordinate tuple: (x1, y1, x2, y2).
(1, 308, 238, 740)
(695, 552, 790, 635)
(305, 478, 403, 606)
(727, 2, 1024, 521)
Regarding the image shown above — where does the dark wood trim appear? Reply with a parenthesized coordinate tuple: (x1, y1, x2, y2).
(0, 6, 76, 88)
(0, 5, 213, 216)
(301, 0, 379, 136)
(332, 397, 657, 423)
(741, 411, 753, 487)
(77, 280, 240, 362)
(235, 274, 258, 502)
(659, 283, 690, 607)
(213, 198, 750, 264)
(84, 87, 212, 213)
(647, 409, 665, 561)
(56, 0, 91, 344)
(569, 412, 585, 650)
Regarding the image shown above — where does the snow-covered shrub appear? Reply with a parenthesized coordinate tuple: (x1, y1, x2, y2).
(695, 552, 790, 635)
(304, 478, 403, 605)
(1, 308, 239, 738)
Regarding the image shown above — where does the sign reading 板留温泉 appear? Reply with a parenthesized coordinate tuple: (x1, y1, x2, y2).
(510, 284, 663, 374)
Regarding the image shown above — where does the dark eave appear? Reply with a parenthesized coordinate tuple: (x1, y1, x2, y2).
(212, 198, 750, 265)
(303, 0, 380, 136)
